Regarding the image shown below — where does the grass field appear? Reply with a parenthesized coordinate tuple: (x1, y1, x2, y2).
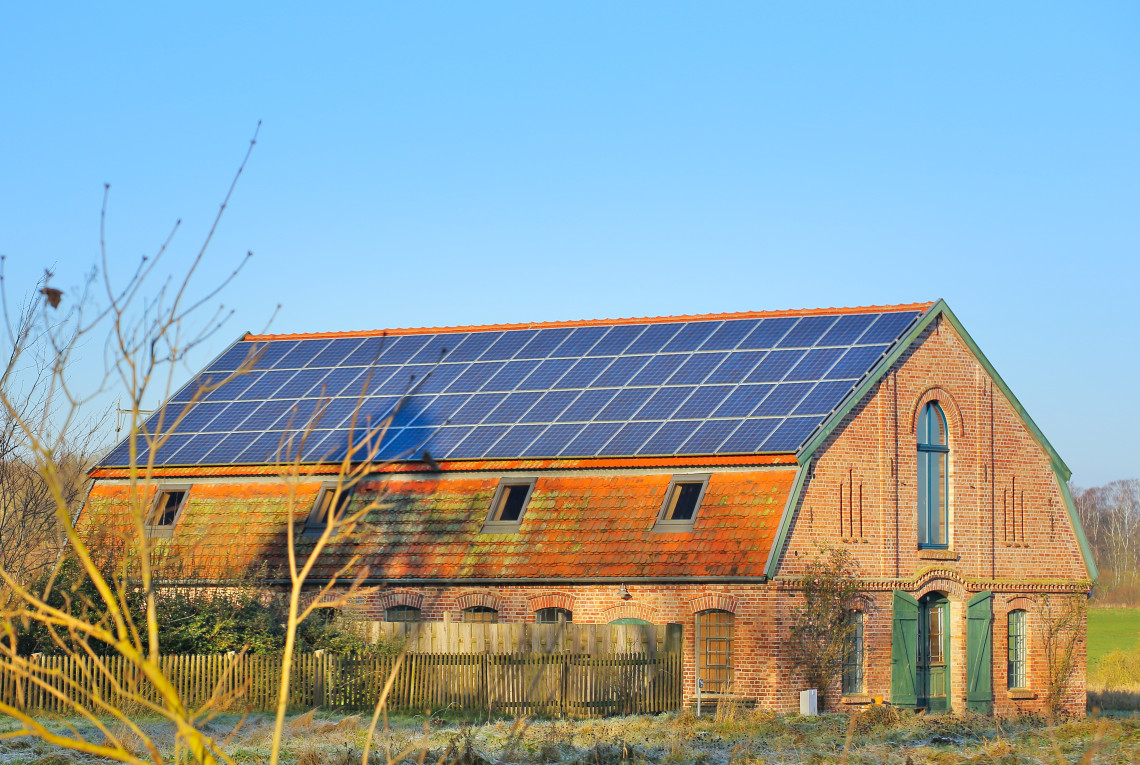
(1088, 606, 1140, 669)
(1, 708, 1138, 764)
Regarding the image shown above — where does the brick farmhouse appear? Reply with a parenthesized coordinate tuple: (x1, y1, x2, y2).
(83, 301, 1096, 714)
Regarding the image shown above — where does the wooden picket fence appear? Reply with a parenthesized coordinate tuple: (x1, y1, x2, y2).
(0, 624, 683, 717)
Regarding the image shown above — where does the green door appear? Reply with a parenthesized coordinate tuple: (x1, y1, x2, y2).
(966, 591, 994, 714)
(918, 593, 950, 712)
(890, 591, 919, 708)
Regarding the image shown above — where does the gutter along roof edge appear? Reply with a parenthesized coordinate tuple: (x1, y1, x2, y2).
(244, 302, 935, 341)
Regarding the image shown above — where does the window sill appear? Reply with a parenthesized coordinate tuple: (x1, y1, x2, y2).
(917, 548, 960, 561)
(651, 520, 696, 533)
(842, 694, 873, 705)
(1007, 688, 1037, 700)
(144, 527, 174, 539)
(480, 521, 523, 535)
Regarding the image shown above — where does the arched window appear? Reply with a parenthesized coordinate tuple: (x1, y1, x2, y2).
(384, 605, 421, 623)
(463, 606, 498, 623)
(696, 610, 734, 694)
(917, 401, 949, 547)
(535, 607, 572, 623)
(1007, 610, 1027, 689)
(842, 610, 865, 695)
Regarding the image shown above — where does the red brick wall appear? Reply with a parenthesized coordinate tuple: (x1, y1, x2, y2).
(775, 315, 1091, 714)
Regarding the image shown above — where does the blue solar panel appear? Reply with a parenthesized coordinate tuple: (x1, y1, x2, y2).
(553, 357, 612, 389)
(442, 332, 501, 362)
(449, 393, 506, 425)
(450, 425, 509, 458)
(827, 345, 888, 379)
(784, 348, 845, 382)
(484, 424, 545, 458)
(557, 388, 617, 422)
(738, 317, 796, 349)
(590, 355, 649, 388)
(753, 382, 813, 416)
(673, 386, 733, 419)
(625, 323, 682, 354)
(101, 307, 926, 465)
(481, 330, 538, 361)
(680, 419, 740, 454)
(517, 328, 573, 359)
(447, 363, 502, 393)
(564, 422, 622, 456)
(762, 416, 823, 451)
(712, 385, 772, 418)
(860, 311, 919, 344)
(666, 353, 723, 385)
(700, 319, 760, 351)
(719, 418, 778, 453)
(633, 387, 693, 420)
(629, 355, 687, 386)
(596, 388, 653, 421)
(662, 321, 721, 352)
(483, 392, 543, 424)
(793, 380, 853, 416)
(409, 334, 463, 364)
(522, 423, 584, 457)
(518, 358, 574, 389)
(818, 314, 876, 346)
(745, 351, 805, 383)
(525, 390, 580, 421)
(377, 335, 430, 364)
(586, 324, 644, 356)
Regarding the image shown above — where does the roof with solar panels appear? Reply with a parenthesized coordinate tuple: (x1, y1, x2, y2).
(98, 302, 936, 469)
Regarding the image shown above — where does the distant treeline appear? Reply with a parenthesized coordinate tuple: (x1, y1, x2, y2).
(1074, 479, 1140, 605)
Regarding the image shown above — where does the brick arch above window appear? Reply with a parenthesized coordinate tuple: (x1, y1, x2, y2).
(911, 386, 966, 438)
(378, 591, 423, 611)
(601, 603, 661, 624)
(688, 592, 738, 614)
(1004, 595, 1036, 611)
(528, 592, 574, 613)
(456, 591, 500, 612)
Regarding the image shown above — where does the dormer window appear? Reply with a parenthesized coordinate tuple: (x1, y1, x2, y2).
(481, 478, 536, 533)
(917, 402, 949, 548)
(652, 474, 710, 532)
(146, 486, 189, 538)
(305, 483, 353, 535)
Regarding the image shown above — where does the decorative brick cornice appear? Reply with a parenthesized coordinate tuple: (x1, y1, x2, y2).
(455, 591, 500, 612)
(600, 603, 661, 624)
(377, 590, 423, 611)
(527, 592, 574, 613)
(773, 570, 1092, 596)
(688, 592, 738, 614)
(911, 385, 966, 438)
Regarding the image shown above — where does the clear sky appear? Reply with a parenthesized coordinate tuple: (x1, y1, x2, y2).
(1, 3, 1136, 486)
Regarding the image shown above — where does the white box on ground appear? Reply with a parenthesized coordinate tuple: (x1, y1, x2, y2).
(799, 689, 818, 715)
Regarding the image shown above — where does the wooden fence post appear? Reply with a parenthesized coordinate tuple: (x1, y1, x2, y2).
(664, 623, 683, 711)
(313, 650, 326, 709)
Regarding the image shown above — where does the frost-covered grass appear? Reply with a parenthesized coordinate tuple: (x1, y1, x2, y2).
(1, 707, 1138, 764)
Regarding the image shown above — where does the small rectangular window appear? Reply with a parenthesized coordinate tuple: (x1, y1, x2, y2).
(842, 611, 865, 695)
(482, 478, 536, 533)
(147, 486, 189, 537)
(652, 474, 710, 531)
(305, 483, 353, 534)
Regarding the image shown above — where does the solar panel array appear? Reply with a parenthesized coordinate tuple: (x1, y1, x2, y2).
(99, 309, 923, 466)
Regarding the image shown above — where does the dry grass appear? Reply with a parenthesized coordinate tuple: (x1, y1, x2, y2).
(1, 708, 1138, 764)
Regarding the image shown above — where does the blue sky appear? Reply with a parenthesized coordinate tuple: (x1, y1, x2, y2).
(1, 3, 1136, 485)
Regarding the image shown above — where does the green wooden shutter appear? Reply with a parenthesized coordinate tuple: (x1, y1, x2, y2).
(966, 590, 994, 714)
(890, 590, 919, 708)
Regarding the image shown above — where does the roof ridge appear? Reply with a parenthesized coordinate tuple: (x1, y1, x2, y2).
(244, 301, 936, 342)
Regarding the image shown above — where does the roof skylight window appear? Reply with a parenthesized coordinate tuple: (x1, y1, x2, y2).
(482, 478, 536, 533)
(652, 474, 710, 532)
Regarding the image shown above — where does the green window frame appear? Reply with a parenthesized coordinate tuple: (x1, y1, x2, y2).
(1007, 610, 1027, 689)
(917, 402, 949, 548)
(842, 610, 865, 695)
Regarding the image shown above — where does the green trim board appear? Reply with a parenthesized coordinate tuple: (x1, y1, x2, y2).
(762, 459, 810, 577)
(1054, 465, 1099, 582)
(764, 298, 1096, 582)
